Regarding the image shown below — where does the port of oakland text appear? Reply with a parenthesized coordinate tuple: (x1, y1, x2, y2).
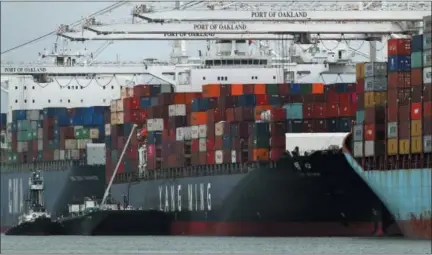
(164, 33, 216, 37)
(3, 67, 47, 73)
(159, 183, 211, 212)
(251, 11, 308, 19)
(193, 23, 247, 31)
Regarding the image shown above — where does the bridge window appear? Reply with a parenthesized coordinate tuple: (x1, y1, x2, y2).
(227, 60, 233, 65)
(60, 99, 63, 103)
(103, 86, 106, 90)
(24, 86, 27, 90)
(111, 86, 114, 89)
(68, 99, 70, 103)
(241, 60, 248, 65)
(32, 86, 35, 89)
(15, 86, 17, 90)
(81, 99, 83, 103)
(24, 100, 27, 103)
(202, 77, 206, 80)
(32, 99, 35, 103)
(48, 99, 51, 103)
(273, 76, 276, 80)
(234, 60, 241, 65)
(15, 100, 17, 103)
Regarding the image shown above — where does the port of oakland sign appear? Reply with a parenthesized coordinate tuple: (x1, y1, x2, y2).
(193, 23, 247, 31)
(164, 32, 216, 38)
(251, 11, 308, 19)
(3, 67, 47, 74)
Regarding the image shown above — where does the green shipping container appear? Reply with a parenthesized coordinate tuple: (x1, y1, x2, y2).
(265, 84, 279, 95)
(252, 137, 270, 148)
(111, 150, 118, 163)
(123, 123, 133, 136)
(8, 152, 18, 163)
(17, 131, 33, 142)
(37, 151, 43, 161)
(75, 128, 90, 139)
(17, 120, 31, 131)
(300, 83, 313, 95)
(48, 140, 59, 149)
(411, 52, 423, 68)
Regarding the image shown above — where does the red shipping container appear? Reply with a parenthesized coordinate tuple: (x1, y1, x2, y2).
(243, 84, 254, 94)
(312, 103, 327, 118)
(339, 93, 351, 105)
(268, 108, 285, 121)
(302, 120, 314, 132)
(424, 118, 432, 135)
(326, 91, 339, 103)
(226, 108, 235, 122)
(213, 108, 226, 122)
(364, 124, 385, 141)
(365, 107, 386, 124)
(411, 85, 423, 103)
(214, 136, 223, 150)
(356, 79, 365, 93)
(43, 150, 54, 161)
(270, 136, 285, 148)
(191, 139, 199, 153)
(398, 121, 410, 139)
(326, 103, 339, 117)
(133, 84, 150, 97)
(424, 102, 432, 118)
(397, 88, 411, 105)
(303, 104, 314, 119)
(411, 68, 423, 86)
(339, 102, 355, 117)
(117, 161, 125, 174)
(311, 119, 328, 132)
(198, 152, 207, 165)
(398, 105, 411, 122)
(278, 83, 290, 95)
(388, 72, 411, 88)
(269, 122, 285, 136)
(356, 93, 365, 110)
(207, 151, 215, 165)
(123, 97, 140, 110)
(270, 148, 285, 161)
(411, 103, 422, 120)
(255, 94, 268, 106)
(424, 83, 432, 101)
(387, 104, 398, 122)
(127, 147, 138, 160)
(206, 137, 215, 151)
(387, 39, 411, 56)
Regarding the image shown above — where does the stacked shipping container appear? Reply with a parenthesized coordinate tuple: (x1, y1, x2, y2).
(107, 82, 357, 184)
(5, 106, 109, 165)
(1, 113, 6, 163)
(353, 36, 432, 163)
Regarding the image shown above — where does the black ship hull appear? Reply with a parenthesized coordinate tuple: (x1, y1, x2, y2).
(58, 210, 170, 235)
(5, 217, 64, 236)
(1, 162, 106, 232)
(111, 151, 401, 236)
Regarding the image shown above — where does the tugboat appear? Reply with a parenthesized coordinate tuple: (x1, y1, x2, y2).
(5, 170, 64, 235)
(57, 124, 171, 236)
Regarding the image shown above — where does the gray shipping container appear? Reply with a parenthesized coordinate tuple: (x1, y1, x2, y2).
(86, 143, 106, 165)
(423, 15, 431, 33)
(364, 76, 388, 92)
(424, 135, 432, 153)
(423, 32, 431, 51)
(364, 62, 387, 78)
(353, 125, 363, 142)
(26, 110, 40, 121)
(387, 122, 398, 138)
(424, 49, 431, 67)
(353, 141, 363, 158)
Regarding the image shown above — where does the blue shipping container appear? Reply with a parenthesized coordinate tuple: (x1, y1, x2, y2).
(339, 118, 353, 132)
(56, 115, 71, 126)
(251, 122, 269, 136)
(147, 131, 162, 145)
(283, 103, 303, 119)
(326, 119, 339, 132)
(388, 55, 411, 72)
(411, 34, 423, 52)
(222, 135, 231, 149)
(12, 110, 26, 122)
(356, 110, 365, 124)
(149, 85, 161, 97)
(289, 84, 301, 94)
(238, 95, 256, 107)
(140, 97, 152, 109)
(267, 95, 280, 106)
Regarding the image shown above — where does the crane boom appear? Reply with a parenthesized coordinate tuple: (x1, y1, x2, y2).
(58, 31, 374, 41)
(135, 10, 431, 22)
(86, 22, 408, 34)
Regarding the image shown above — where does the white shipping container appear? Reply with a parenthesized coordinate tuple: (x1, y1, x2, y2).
(77, 139, 92, 149)
(86, 143, 106, 165)
(191, 125, 199, 139)
(26, 110, 39, 121)
(127, 88, 134, 97)
(215, 121, 226, 137)
(168, 105, 176, 116)
(110, 101, 117, 112)
(110, 113, 117, 125)
(116, 99, 124, 112)
(364, 141, 376, 157)
(231, 150, 237, 163)
(147, 118, 164, 131)
(105, 124, 111, 136)
(17, 141, 28, 153)
(65, 139, 77, 150)
(71, 149, 80, 160)
(353, 125, 363, 141)
(89, 128, 99, 139)
(59, 150, 65, 161)
(37, 140, 43, 151)
(176, 127, 185, 141)
(117, 112, 124, 124)
(183, 127, 192, 140)
(38, 128, 43, 140)
(260, 110, 271, 122)
(64, 150, 71, 160)
(199, 138, 207, 152)
(54, 149, 60, 160)
(198, 124, 207, 138)
(424, 135, 432, 153)
(120, 87, 128, 99)
(423, 67, 431, 84)
(353, 141, 364, 157)
(215, 150, 223, 164)
(175, 104, 186, 116)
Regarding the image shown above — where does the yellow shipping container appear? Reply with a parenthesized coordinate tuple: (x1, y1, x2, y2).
(387, 138, 398, 155)
(411, 120, 422, 137)
(110, 113, 117, 125)
(411, 136, 423, 153)
(356, 63, 365, 79)
(89, 128, 100, 139)
(110, 101, 117, 113)
(399, 139, 410, 154)
(116, 99, 124, 112)
(364, 92, 387, 107)
(117, 112, 124, 124)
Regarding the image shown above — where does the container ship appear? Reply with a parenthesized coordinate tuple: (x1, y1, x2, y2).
(344, 15, 432, 240)
(4, 1, 423, 235)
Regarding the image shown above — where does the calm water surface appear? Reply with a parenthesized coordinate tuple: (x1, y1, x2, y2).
(1, 236, 431, 254)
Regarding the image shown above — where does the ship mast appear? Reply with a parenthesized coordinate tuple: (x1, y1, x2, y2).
(27, 171, 45, 211)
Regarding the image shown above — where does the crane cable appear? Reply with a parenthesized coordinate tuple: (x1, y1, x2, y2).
(1, 1, 127, 55)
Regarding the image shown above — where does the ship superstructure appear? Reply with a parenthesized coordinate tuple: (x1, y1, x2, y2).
(1, 0, 430, 235)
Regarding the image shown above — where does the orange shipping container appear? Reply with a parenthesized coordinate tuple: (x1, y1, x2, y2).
(411, 68, 423, 86)
(252, 148, 269, 161)
(254, 105, 272, 120)
(173, 93, 186, 104)
(356, 63, 365, 79)
(185, 92, 201, 105)
(312, 83, 324, 94)
(424, 102, 432, 118)
(190, 112, 208, 125)
(254, 84, 266, 95)
(202, 84, 221, 98)
(231, 84, 244, 96)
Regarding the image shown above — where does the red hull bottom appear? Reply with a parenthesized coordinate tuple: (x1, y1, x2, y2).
(171, 221, 399, 237)
(397, 220, 432, 240)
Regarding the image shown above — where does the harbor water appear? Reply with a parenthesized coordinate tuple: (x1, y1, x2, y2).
(1, 236, 431, 254)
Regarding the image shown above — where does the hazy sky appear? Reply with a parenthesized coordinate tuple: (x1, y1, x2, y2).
(0, 0, 205, 62)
